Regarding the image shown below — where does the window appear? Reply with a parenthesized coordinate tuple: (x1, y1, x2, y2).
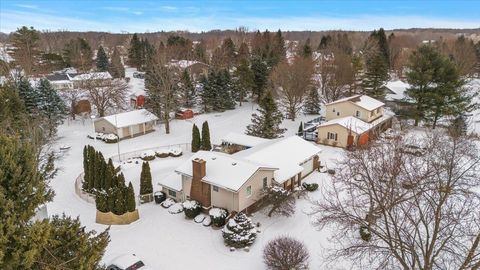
(370, 111, 374, 117)
(263, 177, 268, 189)
(376, 108, 380, 113)
(213, 185, 219, 192)
(332, 107, 336, 112)
(355, 111, 361, 117)
(168, 190, 176, 197)
(246, 185, 252, 196)
(336, 112, 340, 116)
(102, 127, 105, 131)
(327, 132, 338, 141)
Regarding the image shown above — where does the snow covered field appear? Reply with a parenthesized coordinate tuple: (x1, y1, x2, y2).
(49, 102, 345, 269)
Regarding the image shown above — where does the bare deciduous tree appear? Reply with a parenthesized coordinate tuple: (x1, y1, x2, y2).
(263, 236, 310, 270)
(260, 186, 296, 217)
(312, 132, 480, 270)
(59, 87, 87, 120)
(317, 50, 354, 103)
(80, 75, 128, 117)
(271, 57, 314, 121)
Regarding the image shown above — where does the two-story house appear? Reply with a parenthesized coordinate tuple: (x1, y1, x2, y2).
(317, 95, 393, 148)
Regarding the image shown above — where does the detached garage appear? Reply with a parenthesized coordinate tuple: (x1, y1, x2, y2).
(94, 109, 158, 140)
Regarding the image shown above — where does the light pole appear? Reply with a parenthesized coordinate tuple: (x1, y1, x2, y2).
(90, 115, 96, 144)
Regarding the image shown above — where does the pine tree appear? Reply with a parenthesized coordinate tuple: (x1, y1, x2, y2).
(10, 26, 40, 75)
(362, 49, 388, 99)
(303, 87, 321, 114)
(201, 121, 212, 151)
(191, 124, 201, 153)
(95, 191, 108, 212)
(180, 69, 196, 107)
(109, 47, 125, 78)
(107, 188, 115, 212)
(63, 37, 93, 72)
(96, 46, 109, 71)
(16, 78, 38, 114)
(82, 146, 90, 191)
(128, 33, 142, 69)
(36, 79, 68, 135)
(301, 38, 313, 58)
(117, 172, 126, 187)
(221, 212, 257, 248)
(104, 159, 114, 190)
(113, 187, 126, 215)
(140, 162, 153, 195)
(251, 56, 269, 101)
(371, 28, 390, 68)
(126, 182, 136, 212)
(246, 90, 286, 139)
(235, 58, 255, 106)
(298, 122, 304, 135)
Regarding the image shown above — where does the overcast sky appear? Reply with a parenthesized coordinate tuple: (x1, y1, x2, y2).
(1, 0, 479, 33)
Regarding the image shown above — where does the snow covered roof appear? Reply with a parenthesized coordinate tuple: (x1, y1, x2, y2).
(158, 173, 183, 192)
(234, 136, 322, 183)
(175, 151, 276, 192)
(221, 132, 270, 148)
(385, 80, 410, 101)
(169, 60, 207, 69)
(327, 95, 385, 111)
(319, 114, 393, 134)
(46, 73, 70, 81)
(98, 109, 158, 128)
(68, 72, 112, 81)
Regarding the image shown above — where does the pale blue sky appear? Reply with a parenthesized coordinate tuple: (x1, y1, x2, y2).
(1, 0, 479, 33)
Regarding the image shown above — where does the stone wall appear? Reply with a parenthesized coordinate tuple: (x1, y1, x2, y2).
(95, 210, 140, 225)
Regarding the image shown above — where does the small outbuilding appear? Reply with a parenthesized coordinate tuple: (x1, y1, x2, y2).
(94, 109, 158, 139)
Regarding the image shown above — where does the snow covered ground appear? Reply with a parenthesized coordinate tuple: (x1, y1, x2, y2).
(49, 103, 345, 269)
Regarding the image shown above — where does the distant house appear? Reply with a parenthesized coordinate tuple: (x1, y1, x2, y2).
(317, 95, 393, 148)
(94, 109, 158, 139)
(158, 135, 321, 213)
(168, 60, 210, 80)
(46, 71, 112, 90)
(46, 73, 74, 90)
(219, 132, 269, 154)
(384, 80, 413, 115)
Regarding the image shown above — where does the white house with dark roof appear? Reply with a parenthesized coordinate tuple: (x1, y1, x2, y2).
(317, 95, 393, 148)
(158, 135, 321, 213)
(93, 109, 158, 139)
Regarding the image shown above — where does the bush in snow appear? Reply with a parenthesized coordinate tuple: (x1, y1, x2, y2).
(169, 147, 183, 157)
(302, 182, 318, 192)
(183, 200, 202, 218)
(222, 212, 256, 248)
(209, 207, 229, 227)
(155, 149, 170, 158)
(140, 150, 156, 161)
(263, 236, 310, 270)
(168, 203, 184, 214)
(161, 198, 176, 208)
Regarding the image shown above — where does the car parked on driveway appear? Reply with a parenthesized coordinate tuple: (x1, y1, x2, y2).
(107, 254, 153, 270)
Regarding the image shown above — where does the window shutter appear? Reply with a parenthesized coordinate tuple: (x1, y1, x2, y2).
(335, 133, 338, 141)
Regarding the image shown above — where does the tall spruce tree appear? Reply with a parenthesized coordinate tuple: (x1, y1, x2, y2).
(301, 38, 313, 58)
(10, 26, 41, 75)
(234, 58, 255, 106)
(126, 182, 136, 212)
(113, 187, 126, 215)
(303, 86, 321, 114)
(221, 212, 257, 248)
(406, 45, 473, 128)
(191, 124, 201, 153)
(251, 56, 269, 101)
(140, 162, 153, 195)
(36, 79, 68, 135)
(201, 121, 212, 151)
(63, 37, 94, 72)
(16, 78, 38, 114)
(109, 47, 125, 78)
(246, 90, 286, 139)
(180, 69, 196, 107)
(96, 46, 109, 71)
(128, 33, 142, 69)
(362, 47, 389, 99)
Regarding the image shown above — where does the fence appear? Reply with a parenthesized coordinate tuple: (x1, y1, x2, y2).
(110, 142, 191, 163)
(74, 173, 96, 204)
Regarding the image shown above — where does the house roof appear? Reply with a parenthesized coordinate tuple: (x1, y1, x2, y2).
(221, 132, 270, 148)
(158, 173, 183, 192)
(46, 73, 69, 81)
(98, 109, 158, 128)
(385, 80, 410, 101)
(234, 136, 322, 183)
(319, 114, 393, 135)
(68, 71, 112, 81)
(175, 151, 276, 192)
(327, 94, 385, 111)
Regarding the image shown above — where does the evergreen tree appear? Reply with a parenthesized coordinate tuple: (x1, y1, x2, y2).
(303, 87, 321, 114)
(96, 46, 109, 71)
(82, 146, 90, 190)
(301, 38, 313, 58)
(63, 37, 93, 72)
(362, 48, 389, 99)
(109, 47, 125, 78)
(237, 42, 251, 64)
(180, 69, 196, 107)
(234, 58, 255, 106)
(191, 124, 201, 153)
(107, 189, 115, 212)
(200, 70, 236, 112)
(246, 90, 286, 139)
(16, 78, 38, 114)
(221, 212, 257, 248)
(128, 33, 142, 69)
(113, 187, 126, 215)
(298, 121, 304, 135)
(370, 28, 390, 68)
(117, 172, 126, 187)
(318, 35, 332, 50)
(11, 26, 41, 75)
(251, 56, 269, 101)
(95, 191, 108, 212)
(406, 45, 473, 128)
(0, 84, 31, 136)
(104, 158, 114, 190)
(36, 79, 68, 135)
(140, 162, 153, 195)
(201, 121, 212, 151)
(126, 182, 136, 212)
(270, 30, 286, 66)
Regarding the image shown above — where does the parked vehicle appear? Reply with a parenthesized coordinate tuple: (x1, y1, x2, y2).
(107, 254, 151, 270)
(399, 144, 426, 156)
(132, 72, 145, 79)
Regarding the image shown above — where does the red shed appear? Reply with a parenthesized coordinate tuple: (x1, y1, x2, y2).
(176, 109, 194, 120)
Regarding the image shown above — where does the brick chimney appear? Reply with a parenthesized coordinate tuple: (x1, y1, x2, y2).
(190, 158, 211, 207)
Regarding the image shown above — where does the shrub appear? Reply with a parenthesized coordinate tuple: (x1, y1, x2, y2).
(140, 150, 156, 161)
(209, 207, 228, 227)
(263, 236, 310, 270)
(222, 212, 256, 248)
(302, 182, 318, 192)
(155, 149, 170, 158)
(183, 200, 202, 218)
(359, 225, 372, 242)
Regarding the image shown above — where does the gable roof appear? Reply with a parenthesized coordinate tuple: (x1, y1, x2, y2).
(68, 72, 112, 81)
(221, 132, 270, 148)
(327, 94, 385, 111)
(98, 109, 158, 128)
(234, 136, 322, 183)
(385, 80, 410, 101)
(319, 114, 393, 135)
(46, 73, 69, 81)
(175, 151, 276, 192)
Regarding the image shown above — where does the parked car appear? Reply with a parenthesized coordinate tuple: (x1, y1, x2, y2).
(132, 72, 145, 79)
(107, 254, 152, 270)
